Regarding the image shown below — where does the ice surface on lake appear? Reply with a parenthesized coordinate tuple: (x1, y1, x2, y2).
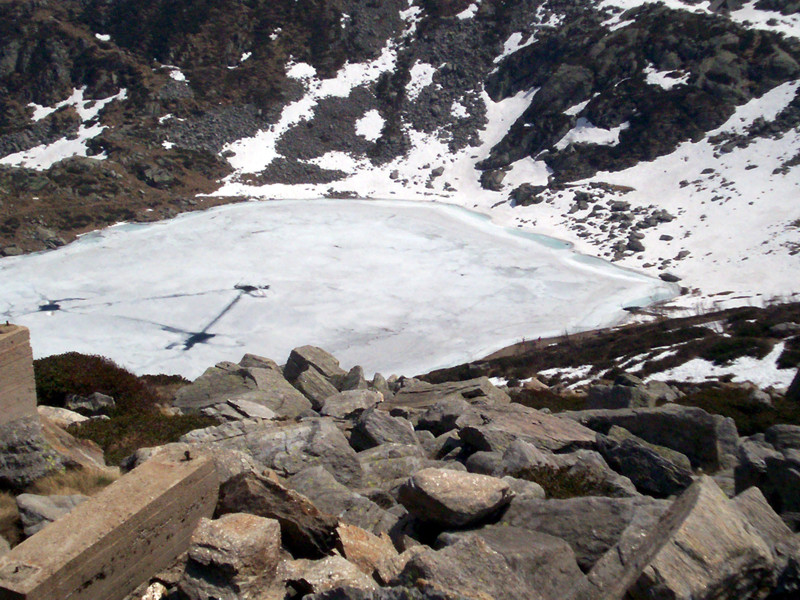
(0, 200, 675, 378)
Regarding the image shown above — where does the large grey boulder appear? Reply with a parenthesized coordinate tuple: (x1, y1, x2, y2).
(566, 404, 740, 472)
(341, 366, 369, 391)
(765, 424, 800, 452)
(398, 468, 514, 528)
(217, 472, 338, 558)
(596, 432, 694, 498)
(181, 418, 363, 487)
(288, 466, 399, 535)
(500, 494, 670, 571)
(735, 437, 800, 517)
(174, 362, 313, 418)
(350, 408, 419, 451)
(459, 402, 597, 453)
(16, 493, 88, 537)
(321, 390, 383, 419)
(387, 377, 511, 410)
(179, 513, 281, 600)
(416, 398, 481, 436)
(585, 384, 655, 410)
(284, 345, 347, 382)
(64, 392, 115, 415)
(295, 366, 340, 411)
(281, 555, 379, 596)
(0, 416, 65, 490)
(201, 398, 278, 422)
(393, 535, 541, 600)
(573, 476, 774, 600)
(358, 444, 460, 492)
(438, 526, 586, 600)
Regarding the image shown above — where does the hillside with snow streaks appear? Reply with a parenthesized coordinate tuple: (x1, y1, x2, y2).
(0, 0, 799, 309)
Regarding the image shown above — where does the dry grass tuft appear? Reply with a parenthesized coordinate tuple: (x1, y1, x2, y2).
(0, 491, 21, 547)
(27, 467, 119, 497)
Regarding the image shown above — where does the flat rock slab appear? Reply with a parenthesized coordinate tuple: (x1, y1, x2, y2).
(398, 468, 513, 527)
(460, 403, 597, 453)
(576, 476, 775, 600)
(387, 377, 510, 410)
(284, 346, 347, 382)
(321, 390, 383, 419)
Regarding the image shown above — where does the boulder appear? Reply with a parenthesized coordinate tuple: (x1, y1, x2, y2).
(201, 398, 277, 422)
(181, 418, 363, 487)
(735, 438, 800, 516)
(16, 493, 88, 537)
(321, 390, 383, 419)
(765, 424, 800, 452)
(281, 555, 378, 596)
(350, 408, 419, 451)
(566, 405, 739, 471)
(398, 468, 513, 528)
(295, 367, 340, 411)
(459, 403, 597, 453)
(437, 526, 585, 600)
(238, 353, 281, 371)
(174, 363, 313, 418)
(479, 168, 506, 191)
(342, 366, 369, 391)
(217, 472, 338, 558)
(585, 384, 655, 410)
(36, 406, 88, 429)
(288, 467, 399, 535)
(500, 494, 670, 571)
(416, 398, 479, 436)
(64, 392, 115, 415)
(0, 416, 66, 490)
(358, 444, 458, 492)
(393, 535, 540, 600)
(733, 486, 795, 550)
(787, 369, 800, 403)
(501, 475, 546, 499)
(605, 425, 693, 471)
(387, 377, 510, 410)
(573, 477, 774, 600)
(284, 345, 347, 382)
(596, 432, 694, 498)
(510, 183, 545, 206)
(178, 513, 281, 600)
(335, 522, 401, 584)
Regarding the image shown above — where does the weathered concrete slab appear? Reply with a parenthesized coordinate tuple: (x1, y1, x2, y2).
(0, 325, 37, 427)
(0, 449, 218, 600)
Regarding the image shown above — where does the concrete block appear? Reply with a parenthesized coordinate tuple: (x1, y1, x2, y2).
(0, 326, 37, 427)
(0, 449, 218, 600)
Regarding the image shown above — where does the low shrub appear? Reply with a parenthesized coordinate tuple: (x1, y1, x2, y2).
(68, 411, 217, 466)
(516, 466, 622, 499)
(699, 337, 772, 366)
(34, 352, 157, 412)
(510, 388, 585, 413)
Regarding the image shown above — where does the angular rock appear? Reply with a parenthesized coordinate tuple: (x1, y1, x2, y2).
(295, 366, 340, 411)
(122, 443, 257, 485)
(398, 468, 513, 528)
(437, 526, 585, 600)
(606, 425, 693, 471)
(787, 369, 800, 403)
(217, 472, 338, 558)
(342, 366, 369, 391)
(284, 345, 347, 382)
(351, 408, 419, 451)
(574, 477, 774, 600)
(370, 374, 393, 401)
(765, 424, 800, 452)
(388, 377, 510, 410)
(321, 390, 383, 419)
(65, 392, 115, 415)
(288, 466, 398, 535)
(202, 398, 277, 422)
(393, 536, 540, 600)
(459, 403, 597, 453)
(733, 486, 795, 550)
(335, 522, 400, 584)
(566, 404, 739, 471)
(282, 555, 378, 596)
(501, 494, 670, 571)
(416, 398, 478, 436)
(501, 475, 546, 500)
(596, 432, 694, 498)
(238, 353, 281, 371)
(0, 416, 65, 490)
(16, 493, 88, 537)
(181, 418, 363, 487)
(359, 444, 454, 492)
(36, 405, 88, 429)
(585, 384, 655, 410)
(244, 367, 316, 417)
(179, 513, 281, 600)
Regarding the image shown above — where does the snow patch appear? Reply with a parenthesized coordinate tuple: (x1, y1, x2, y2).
(95, 33, 110, 42)
(555, 118, 630, 150)
(644, 65, 689, 90)
(355, 110, 385, 142)
(457, 2, 480, 20)
(407, 61, 437, 101)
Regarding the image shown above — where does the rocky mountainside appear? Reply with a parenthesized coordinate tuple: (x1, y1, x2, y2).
(1, 0, 799, 301)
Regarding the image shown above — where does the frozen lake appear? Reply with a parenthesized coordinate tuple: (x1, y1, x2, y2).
(0, 199, 676, 378)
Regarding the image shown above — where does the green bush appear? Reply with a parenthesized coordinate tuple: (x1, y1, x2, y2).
(34, 352, 157, 412)
(68, 411, 217, 466)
